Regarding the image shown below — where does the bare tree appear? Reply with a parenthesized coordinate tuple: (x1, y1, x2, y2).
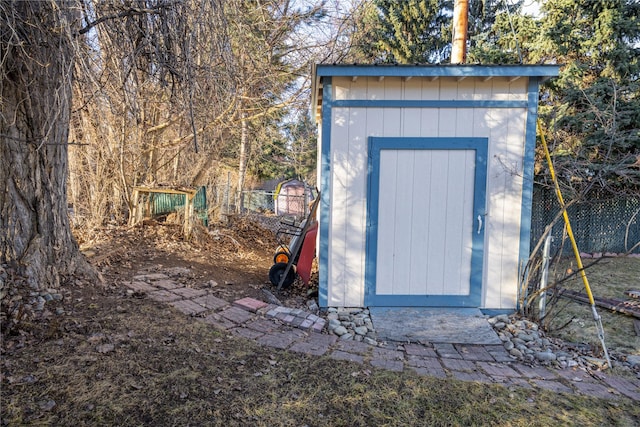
(1, 0, 207, 291)
(1, 0, 343, 301)
(1, 1, 98, 290)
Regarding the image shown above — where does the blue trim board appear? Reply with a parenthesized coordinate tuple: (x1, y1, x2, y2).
(517, 78, 542, 310)
(365, 137, 488, 307)
(366, 294, 482, 307)
(332, 99, 527, 109)
(318, 78, 332, 308)
(315, 64, 560, 80)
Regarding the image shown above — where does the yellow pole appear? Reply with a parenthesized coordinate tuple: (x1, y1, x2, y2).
(537, 120, 611, 367)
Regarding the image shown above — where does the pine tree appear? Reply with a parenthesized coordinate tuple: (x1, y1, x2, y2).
(347, 0, 452, 63)
(346, 0, 510, 64)
(534, 0, 640, 195)
(467, 0, 537, 64)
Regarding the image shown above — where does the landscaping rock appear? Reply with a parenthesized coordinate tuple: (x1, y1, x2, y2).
(332, 325, 348, 336)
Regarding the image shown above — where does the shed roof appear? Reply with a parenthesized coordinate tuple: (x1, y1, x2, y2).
(311, 63, 560, 121)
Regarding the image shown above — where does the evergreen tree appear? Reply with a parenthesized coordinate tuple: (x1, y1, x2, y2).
(343, 0, 639, 194)
(346, 0, 509, 64)
(347, 0, 452, 63)
(467, 0, 537, 64)
(534, 0, 640, 195)
(249, 112, 317, 184)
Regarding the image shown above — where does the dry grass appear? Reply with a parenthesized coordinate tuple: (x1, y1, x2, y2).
(544, 257, 640, 356)
(2, 282, 639, 427)
(3, 227, 639, 426)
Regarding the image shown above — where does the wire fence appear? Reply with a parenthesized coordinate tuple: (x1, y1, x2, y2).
(240, 190, 311, 218)
(530, 186, 640, 255)
(148, 182, 639, 255)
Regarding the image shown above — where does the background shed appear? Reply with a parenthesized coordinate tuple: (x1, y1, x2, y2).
(311, 64, 559, 310)
(274, 179, 314, 218)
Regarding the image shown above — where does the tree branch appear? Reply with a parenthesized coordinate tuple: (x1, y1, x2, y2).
(77, 6, 165, 35)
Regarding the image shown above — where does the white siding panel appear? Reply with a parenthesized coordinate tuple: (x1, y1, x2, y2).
(376, 150, 398, 295)
(474, 78, 494, 100)
(498, 108, 528, 307)
(482, 104, 528, 308)
(334, 80, 350, 101)
(439, 78, 458, 100)
(456, 78, 475, 100)
(425, 150, 449, 294)
(438, 110, 457, 137)
(442, 150, 472, 295)
(403, 77, 423, 136)
(421, 79, 441, 136)
(493, 77, 527, 101)
(509, 78, 528, 99)
(484, 107, 509, 309)
(329, 107, 350, 306)
(456, 108, 475, 137)
(344, 107, 368, 307)
(367, 77, 386, 101)
(403, 77, 423, 100)
(409, 150, 432, 294)
(392, 150, 416, 293)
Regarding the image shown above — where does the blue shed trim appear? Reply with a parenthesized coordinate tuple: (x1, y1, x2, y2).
(318, 78, 332, 308)
(365, 137, 488, 307)
(517, 77, 542, 308)
(332, 99, 528, 109)
(314, 64, 560, 80)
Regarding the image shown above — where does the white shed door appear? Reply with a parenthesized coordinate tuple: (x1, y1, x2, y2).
(365, 137, 487, 307)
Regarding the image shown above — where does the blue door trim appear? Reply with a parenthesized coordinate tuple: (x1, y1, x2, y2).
(365, 137, 488, 307)
(331, 99, 528, 109)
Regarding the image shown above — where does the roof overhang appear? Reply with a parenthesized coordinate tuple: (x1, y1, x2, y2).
(311, 63, 560, 122)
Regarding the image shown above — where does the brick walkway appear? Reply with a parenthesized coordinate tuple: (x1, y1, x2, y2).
(124, 275, 640, 402)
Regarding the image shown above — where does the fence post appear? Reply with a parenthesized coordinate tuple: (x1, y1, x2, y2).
(303, 186, 308, 218)
(538, 234, 553, 319)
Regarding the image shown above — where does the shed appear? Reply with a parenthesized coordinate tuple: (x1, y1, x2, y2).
(312, 64, 559, 310)
(274, 179, 314, 218)
(129, 186, 206, 238)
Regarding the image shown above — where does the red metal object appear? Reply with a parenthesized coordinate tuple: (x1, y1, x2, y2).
(296, 222, 318, 285)
(269, 192, 320, 290)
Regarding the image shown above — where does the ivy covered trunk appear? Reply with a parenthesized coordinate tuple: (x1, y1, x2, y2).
(1, 1, 95, 292)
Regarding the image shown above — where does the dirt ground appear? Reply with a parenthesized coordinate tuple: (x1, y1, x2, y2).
(83, 216, 315, 309)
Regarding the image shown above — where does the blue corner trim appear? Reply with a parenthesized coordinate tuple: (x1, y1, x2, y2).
(517, 78, 541, 309)
(318, 78, 332, 308)
(332, 99, 527, 109)
(364, 137, 488, 307)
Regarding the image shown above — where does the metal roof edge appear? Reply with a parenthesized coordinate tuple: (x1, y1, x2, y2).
(313, 63, 560, 78)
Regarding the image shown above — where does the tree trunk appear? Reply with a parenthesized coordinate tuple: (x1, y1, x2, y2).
(236, 112, 249, 212)
(1, 1, 96, 291)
